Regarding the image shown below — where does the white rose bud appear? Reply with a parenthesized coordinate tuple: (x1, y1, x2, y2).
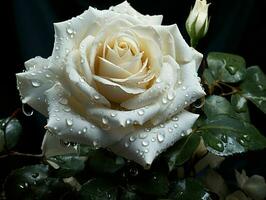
(186, 0, 210, 47)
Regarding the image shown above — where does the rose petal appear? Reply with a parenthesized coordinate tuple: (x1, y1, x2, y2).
(109, 111, 199, 167)
(121, 56, 180, 109)
(154, 24, 194, 63)
(151, 56, 205, 125)
(97, 57, 132, 78)
(93, 75, 145, 103)
(45, 83, 121, 147)
(63, 50, 111, 109)
(16, 56, 55, 116)
(110, 1, 163, 25)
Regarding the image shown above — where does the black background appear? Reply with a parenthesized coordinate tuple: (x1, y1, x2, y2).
(1, 0, 266, 165)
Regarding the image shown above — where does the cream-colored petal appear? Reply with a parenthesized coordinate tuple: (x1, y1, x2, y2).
(97, 57, 132, 78)
(121, 56, 179, 109)
(64, 50, 111, 107)
(45, 83, 120, 147)
(154, 24, 194, 63)
(79, 35, 95, 83)
(93, 75, 145, 103)
(16, 56, 55, 116)
(151, 56, 205, 125)
(110, 1, 163, 25)
(109, 111, 199, 167)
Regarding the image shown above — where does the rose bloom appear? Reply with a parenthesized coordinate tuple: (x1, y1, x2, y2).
(16, 1, 205, 167)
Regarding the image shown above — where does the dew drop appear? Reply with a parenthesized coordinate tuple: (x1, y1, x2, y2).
(94, 95, 100, 100)
(82, 127, 87, 133)
(102, 117, 108, 125)
(45, 74, 51, 78)
(144, 127, 151, 132)
(174, 124, 179, 128)
(59, 98, 68, 105)
(129, 136, 136, 142)
(110, 112, 117, 117)
(168, 128, 173, 133)
(162, 97, 168, 104)
(151, 137, 156, 142)
(78, 130, 82, 134)
(172, 116, 179, 121)
(167, 92, 175, 101)
(137, 109, 145, 116)
(144, 148, 149, 153)
(55, 46, 59, 51)
(66, 118, 73, 126)
(157, 133, 165, 143)
(142, 140, 150, 147)
(155, 78, 161, 83)
(178, 81, 182, 85)
(63, 107, 71, 112)
(66, 28, 74, 34)
(22, 104, 34, 117)
(124, 142, 129, 148)
(182, 86, 187, 90)
(126, 119, 132, 125)
(31, 80, 41, 87)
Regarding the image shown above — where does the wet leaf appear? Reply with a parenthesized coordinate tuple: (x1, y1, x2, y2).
(79, 178, 118, 200)
(4, 164, 72, 200)
(240, 66, 266, 113)
(207, 52, 246, 83)
(168, 178, 209, 199)
(198, 115, 266, 156)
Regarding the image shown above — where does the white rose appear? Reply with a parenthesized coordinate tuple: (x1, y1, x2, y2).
(16, 1, 205, 167)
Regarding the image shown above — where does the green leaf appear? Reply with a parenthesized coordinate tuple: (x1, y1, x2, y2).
(164, 134, 201, 170)
(203, 68, 216, 88)
(198, 115, 266, 156)
(0, 118, 22, 152)
(231, 94, 250, 122)
(4, 164, 72, 200)
(79, 178, 118, 200)
(88, 150, 125, 174)
(120, 190, 141, 200)
(204, 95, 235, 118)
(168, 178, 209, 199)
(207, 52, 246, 83)
(240, 66, 266, 113)
(204, 95, 250, 122)
(134, 172, 169, 196)
(48, 155, 85, 178)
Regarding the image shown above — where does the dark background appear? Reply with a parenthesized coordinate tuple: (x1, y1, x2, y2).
(1, 0, 265, 166)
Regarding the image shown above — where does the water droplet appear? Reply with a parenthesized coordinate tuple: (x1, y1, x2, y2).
(30, 72, 36, 76)
(225, 65, 237, 75)
(167, 92, 175, 101)
(78, 130, 82, 134)
(94, 95, 100, 100)
(144, 148, 149, 153)
(32, 173, 39, 178)
(59, 98, 68, 105)
(82, 127, 87, 133)
(55, 55, 60, 59)
(221, 134, 228, 143)
(157, 133, 165, 143)
(182, 86, 187, 90)
(162, 97, 168, 104)
(129, 135, 136, 142)
(181, 131, 186, 137)
(168, 128, 173, 133)
(144, 127, 151, 132)
(110, 112, 117, 117)
(45, 74, 51, 78)
(66, 28, 74, 34)
(129, 167, 138, 176)
(93, 140, 99, 149)
(178, 81, 182, 85)
(186, 128, 192, 135)
(63, 107, 71, 112)
(126, 119, 132, 125)
(31, 80, 41, 87)
(124, 142, 129, 148)
(184, 101, 188, 105)
(102, 117, 108, 125)
(151, 137, 156, 142)
(137, 109, 145, 116)
(139, 132, 147, 139)
(160, 124, 165, 128)
(142, 140, 149, 147)
(55, 46, 59, 51)
(22, 104, 34, 117)
(174, 124, 179, 128)
(56, 117, 60, 121)
(172, 116, 179, 121)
